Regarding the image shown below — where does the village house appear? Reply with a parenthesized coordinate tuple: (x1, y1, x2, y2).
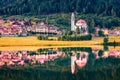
(49, 27, 57, 33)
(0, 19, 4, 25)
(0, 19, 63, 36)
(101, 28, 109, 36)
(0, 26, 10, 36)
(35, 21, 58, 34)
(26, 21, 36, 32)
(94, 27, 109, 36)
(11, 21, 21, 27)
(113, 27, 120, 36)
(116, 30, 120, 35)
(35, 21, 48, 32)
(57, 28, 65, 35)
(0, 26, 5, 34)
(92, 49, 120, 59)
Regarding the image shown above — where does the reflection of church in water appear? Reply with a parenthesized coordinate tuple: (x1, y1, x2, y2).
(71, 12, 88, 34)
(70, 48, 120, 74)
(71, 52, 89, 74)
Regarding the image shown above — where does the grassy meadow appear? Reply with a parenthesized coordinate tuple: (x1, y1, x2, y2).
(0, 36, 102, 46)
(0, 36, 119, 51)
(0, 36, 120, 46)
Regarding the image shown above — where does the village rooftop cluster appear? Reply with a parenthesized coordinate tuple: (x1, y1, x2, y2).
(0, 13, 120, 37)
(0, 19, 63, 36)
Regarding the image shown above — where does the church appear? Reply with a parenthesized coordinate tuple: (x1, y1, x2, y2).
(71, 12, 88, 34)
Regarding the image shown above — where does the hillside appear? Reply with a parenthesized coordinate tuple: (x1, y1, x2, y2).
(1, 13, 120, 30)
(0, 0, 120, 17)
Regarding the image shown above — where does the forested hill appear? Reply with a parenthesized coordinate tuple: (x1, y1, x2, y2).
(0, 0, 120, 17)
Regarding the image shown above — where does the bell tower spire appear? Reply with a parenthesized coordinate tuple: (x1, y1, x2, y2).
(71, 12, 76, 31)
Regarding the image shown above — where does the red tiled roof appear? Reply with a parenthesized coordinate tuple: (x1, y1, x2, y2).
(76, 19, 86, 25)
(0, 19, 4, 23)
(3, 30, 9, 33)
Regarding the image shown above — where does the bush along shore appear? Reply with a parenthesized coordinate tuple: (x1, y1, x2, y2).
(37, 34, 92, 41)
(102, 37, 120, 46)
(58, 34, 92, 41)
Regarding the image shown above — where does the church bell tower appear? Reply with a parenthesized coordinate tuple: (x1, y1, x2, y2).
(71, 12, 76, 31)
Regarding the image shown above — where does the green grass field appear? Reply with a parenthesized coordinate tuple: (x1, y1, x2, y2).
(0, 36, 119, 51)
(0, 36, 119, 46)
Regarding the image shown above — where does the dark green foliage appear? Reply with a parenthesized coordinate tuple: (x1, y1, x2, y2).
(98, 30, 104, 37)
(0, 47, 120, 80)
(67, 31, 73, 35)
(0, 0, 120, 31)
(104, 45, 109, 51)
(37, 35, 48, 40)
(0, 49, 120, 80)
(76, 27, 80, 34)
(37, 35, 43, 40)
(0, 0, 120, 18)
(1, 14, 120, 30)
(58, 35, 68, 41)
(56, 19, 70, 28)
(98, 50, 103, 57)
(59, 47, 92, 53)
(37, 49, 43, 53)
(63, 31, 73, 36)
(29, 52, 36, 55)
(88, 27, 95, 34)
(58, 34, 92, 41)
(34, 32, 57, 36)
(104, 37, 109, 43)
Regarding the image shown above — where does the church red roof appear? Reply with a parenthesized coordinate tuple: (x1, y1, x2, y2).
(76, 19, 86, 24)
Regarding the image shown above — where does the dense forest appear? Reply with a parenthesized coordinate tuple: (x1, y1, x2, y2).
(0, 0, 120, 29)
(0, 0, 120, 17)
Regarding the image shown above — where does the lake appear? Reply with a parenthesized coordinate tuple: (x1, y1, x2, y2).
(0, 46, 120, 80)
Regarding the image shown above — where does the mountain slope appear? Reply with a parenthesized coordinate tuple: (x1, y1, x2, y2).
(0, 0, 120, 17)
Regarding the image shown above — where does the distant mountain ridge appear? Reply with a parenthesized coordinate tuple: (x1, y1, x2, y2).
(0, 0, 120, 17)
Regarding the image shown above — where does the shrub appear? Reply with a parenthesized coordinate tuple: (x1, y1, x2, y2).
(98, 30, 104, 37)
(37, 35, 48, 40)
(67, 31, 73, 35)
(58, 34, 92, 41)
(37, 35, 43, 40)
(104, 37, 109, 43)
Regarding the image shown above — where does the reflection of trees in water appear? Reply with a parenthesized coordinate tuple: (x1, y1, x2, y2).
(0, 64, 120, 80)
(58, 47, 92, 56)
(0, 47, 120, 80)
(104, 45, 109, 51)
(98, 50, 104, 57)
(85, 52, 96, 69)
(37, 48, 56, 54)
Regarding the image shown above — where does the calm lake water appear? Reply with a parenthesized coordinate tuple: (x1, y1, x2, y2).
(0, 46, 120, 80)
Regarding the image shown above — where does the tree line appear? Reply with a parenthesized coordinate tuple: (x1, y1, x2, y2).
(0, 0, 120, 17)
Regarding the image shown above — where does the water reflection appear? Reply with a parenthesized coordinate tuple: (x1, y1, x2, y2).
(71, 52, 88, 74)
(71, 55, 76, 74)
(0, 47, 120, 80)
(92, 49, 120, 59)
(0, 50, 62, 67)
